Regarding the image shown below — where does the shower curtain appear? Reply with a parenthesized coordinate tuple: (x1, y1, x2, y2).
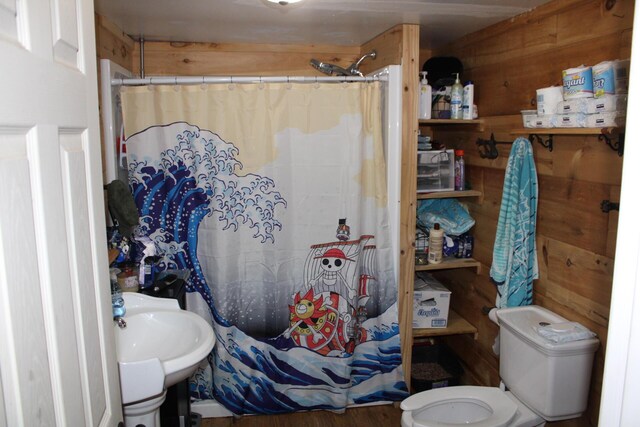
(120, 81, 407, 414)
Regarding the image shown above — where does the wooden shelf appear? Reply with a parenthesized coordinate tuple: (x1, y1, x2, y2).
(419, 119, 484, 125)
(417, 190, 482, 200)
(413, 310, 478, 339)
(415, 256, 481, 274)
(510, 127, 620, 135)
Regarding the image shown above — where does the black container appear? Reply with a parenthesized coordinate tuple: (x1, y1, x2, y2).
(411, 342, 464, 392)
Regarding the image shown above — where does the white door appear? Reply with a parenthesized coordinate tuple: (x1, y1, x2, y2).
(0, 0, 122, 426)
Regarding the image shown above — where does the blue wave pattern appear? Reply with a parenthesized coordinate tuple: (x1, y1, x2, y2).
(127, 122, 407, 414)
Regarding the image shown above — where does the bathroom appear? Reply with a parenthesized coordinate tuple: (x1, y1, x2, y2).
(0, 0, 638, 426)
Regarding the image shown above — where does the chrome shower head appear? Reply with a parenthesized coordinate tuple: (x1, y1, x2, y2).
(310, 50, 378, 77)
(310, 59, 350, 76)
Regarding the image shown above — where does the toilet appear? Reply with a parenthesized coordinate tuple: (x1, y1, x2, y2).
(401, 305, 599, 427)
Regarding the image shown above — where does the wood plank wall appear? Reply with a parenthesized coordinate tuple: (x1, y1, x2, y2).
(421, 1, 633, 425)
(131, 41, 361, 76)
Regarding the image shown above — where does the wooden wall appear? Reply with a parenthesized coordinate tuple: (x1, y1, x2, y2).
(130, 41, 361, 77)
(424, 1, 633, 425)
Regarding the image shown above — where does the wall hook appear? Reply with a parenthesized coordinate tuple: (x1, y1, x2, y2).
(476, 133, 511, 160)
(529, 133, 553, 152)
(601, 200, 620, 213)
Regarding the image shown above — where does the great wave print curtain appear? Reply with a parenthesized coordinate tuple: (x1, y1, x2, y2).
(120, 82, 407, 414)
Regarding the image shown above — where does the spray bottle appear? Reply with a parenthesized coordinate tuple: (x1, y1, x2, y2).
(450, 73, 463, 120)
(418, 72, 432, 120)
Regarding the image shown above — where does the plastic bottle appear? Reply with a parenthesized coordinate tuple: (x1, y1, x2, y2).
(427, 223, 444, 265)
(462, 81, 474, 120)
(463, 235, 474, 258)
(450, 73, 463, 119)
(418, 72, 432, 120)
(455, 149, 465, 191)
(110, 270, 126, 318)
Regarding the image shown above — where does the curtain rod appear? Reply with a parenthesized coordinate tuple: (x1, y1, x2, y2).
(111, 74, 388, 86)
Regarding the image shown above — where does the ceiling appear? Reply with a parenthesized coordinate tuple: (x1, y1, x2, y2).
(95, 0, 551, 49)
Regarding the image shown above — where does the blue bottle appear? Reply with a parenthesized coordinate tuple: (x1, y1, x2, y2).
(110, 271, 126, 318)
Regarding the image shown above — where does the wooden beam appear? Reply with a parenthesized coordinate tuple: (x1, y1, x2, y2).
(95, 14, 135, 72)
(359, 25, 404, 74)
(398, 24, 420, 388)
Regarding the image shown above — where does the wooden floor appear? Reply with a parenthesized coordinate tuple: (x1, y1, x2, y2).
(200, 404, 402, 427)
(200, 404, 590, 427)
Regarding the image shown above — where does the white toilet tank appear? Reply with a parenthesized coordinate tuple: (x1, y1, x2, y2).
(496, 306, 599, 421)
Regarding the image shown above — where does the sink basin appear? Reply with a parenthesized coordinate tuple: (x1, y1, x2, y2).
(115, 293, 215, 406)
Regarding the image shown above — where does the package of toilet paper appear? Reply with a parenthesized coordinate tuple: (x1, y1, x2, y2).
(562, 66, 594, 100)
(592, 61, 616, 98)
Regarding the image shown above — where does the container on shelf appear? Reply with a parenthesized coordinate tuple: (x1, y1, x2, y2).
(413, 273, 451, 328)
(427, 223, 444, 265)
(521, 110, 537, 128)
(411, 342, 464, 392)
(417, 149, 454, 192)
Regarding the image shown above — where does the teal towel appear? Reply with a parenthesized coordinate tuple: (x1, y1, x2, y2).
(490, 137, 539, 308)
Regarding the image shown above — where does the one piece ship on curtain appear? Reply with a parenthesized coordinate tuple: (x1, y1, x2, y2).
(121, 82, 407, 414)
(285, 231, 375, 356)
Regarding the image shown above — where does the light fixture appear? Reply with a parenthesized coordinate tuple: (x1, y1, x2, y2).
(267, 0, 304, 5)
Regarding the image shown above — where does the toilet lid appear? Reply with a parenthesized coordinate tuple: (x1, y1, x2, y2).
(401, 386, 518, 427)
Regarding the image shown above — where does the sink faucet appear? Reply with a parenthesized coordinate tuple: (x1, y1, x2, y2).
(115, 317, 127, 329)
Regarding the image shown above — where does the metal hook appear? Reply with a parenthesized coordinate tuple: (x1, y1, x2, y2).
(476, 133, 510, 159)
(529, 133, 553, 152)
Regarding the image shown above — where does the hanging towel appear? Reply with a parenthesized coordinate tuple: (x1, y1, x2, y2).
(490, 137, 539, 308)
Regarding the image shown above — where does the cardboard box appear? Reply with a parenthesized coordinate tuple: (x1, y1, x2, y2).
(413, 273, 451, 329)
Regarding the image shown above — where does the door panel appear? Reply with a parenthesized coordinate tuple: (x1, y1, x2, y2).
(0, 129, 57, 426)
(60, 132, 107, 425)
(0, 0, 122, 425)
(0, 0, 17, 41)
(50, 0, 79, 68)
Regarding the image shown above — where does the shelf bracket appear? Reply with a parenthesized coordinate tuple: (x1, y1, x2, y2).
(599, 132, 625, 156)
(528, 133, 553, 152)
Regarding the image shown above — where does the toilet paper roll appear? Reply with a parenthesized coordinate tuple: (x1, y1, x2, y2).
(536, 86, 563, 115)
(562, 66, 594, 100)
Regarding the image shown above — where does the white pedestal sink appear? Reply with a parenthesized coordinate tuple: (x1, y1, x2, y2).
(115, 293, 215, 427)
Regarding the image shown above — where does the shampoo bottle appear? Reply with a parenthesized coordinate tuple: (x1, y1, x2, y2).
(462, 81, 474, 120)
(418, 72, 432, 120)
(427, 223, 444, 265)
(450, 73, 463, 119)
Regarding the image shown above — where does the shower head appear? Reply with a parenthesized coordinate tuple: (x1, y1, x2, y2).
(310, 50, 377, 77)
(347, 50, 377, 77)
(310, 59, 350, 76)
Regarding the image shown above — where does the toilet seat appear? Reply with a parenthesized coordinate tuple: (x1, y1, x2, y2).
(401, 386, 518, 427)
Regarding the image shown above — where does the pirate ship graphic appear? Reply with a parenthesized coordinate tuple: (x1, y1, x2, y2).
(283, 219, 378, 356)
